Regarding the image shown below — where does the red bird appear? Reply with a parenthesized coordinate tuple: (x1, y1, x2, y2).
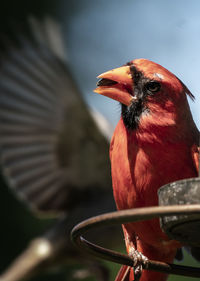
(94, 59, 199, 281)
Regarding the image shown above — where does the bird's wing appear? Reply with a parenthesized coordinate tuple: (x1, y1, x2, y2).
(188, 142, 200, 261)
(191, 143, 199, 175)
(0, 18, 112, 216)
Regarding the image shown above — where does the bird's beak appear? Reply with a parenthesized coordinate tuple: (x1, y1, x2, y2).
(94, 65, 133, 106)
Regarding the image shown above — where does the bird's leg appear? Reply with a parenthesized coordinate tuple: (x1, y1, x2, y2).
(128, 245, 148, 281)
(123, 227, 148, 281)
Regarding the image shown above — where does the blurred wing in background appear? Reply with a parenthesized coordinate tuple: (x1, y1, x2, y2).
(0, 17, 113, 215)
(0, 17, 120, 281)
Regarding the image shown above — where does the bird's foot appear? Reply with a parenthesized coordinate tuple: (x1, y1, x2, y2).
(129, 248, 148, 281)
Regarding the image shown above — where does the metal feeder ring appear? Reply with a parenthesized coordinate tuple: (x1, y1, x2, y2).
(71, 204, 200, 278)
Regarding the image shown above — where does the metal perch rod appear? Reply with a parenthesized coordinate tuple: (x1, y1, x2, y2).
(71, 204, 200, 278)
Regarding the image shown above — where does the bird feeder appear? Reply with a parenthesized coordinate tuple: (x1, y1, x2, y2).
(158, 177, 200, 246)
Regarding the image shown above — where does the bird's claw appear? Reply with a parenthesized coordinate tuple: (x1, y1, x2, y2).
(129, 249, 148, 281)
(129, 248, 148, 267)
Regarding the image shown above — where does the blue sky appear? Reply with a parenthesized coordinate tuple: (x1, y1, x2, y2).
(60, 0, 200, 129)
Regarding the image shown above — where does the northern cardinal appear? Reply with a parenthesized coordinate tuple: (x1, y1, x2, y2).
(95, 58, 199, 281)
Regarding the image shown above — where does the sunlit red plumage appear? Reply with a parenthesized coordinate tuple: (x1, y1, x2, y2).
(95, 59, 199, 281)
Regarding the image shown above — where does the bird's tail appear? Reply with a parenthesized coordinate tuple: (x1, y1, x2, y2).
(114, 265, 132, 281)
(115, 265, 169, 281)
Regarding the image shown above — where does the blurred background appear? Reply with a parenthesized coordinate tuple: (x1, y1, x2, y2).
(0, 1, 199, 281)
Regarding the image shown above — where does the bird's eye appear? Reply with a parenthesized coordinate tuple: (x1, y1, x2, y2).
(145, 81, 161, 93)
